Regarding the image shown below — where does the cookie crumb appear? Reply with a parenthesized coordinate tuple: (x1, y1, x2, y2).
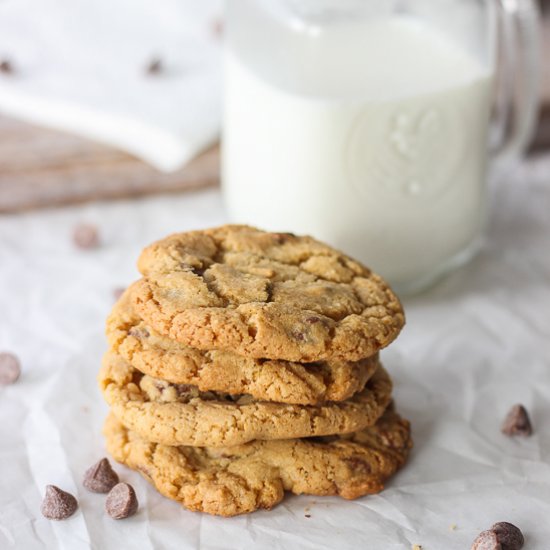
(41, 485, 78, 520)
(83, 458, 119, 493)
(449, 523, 457, 531)
(106, 482, 138, 519)
(502, 404, 532, 437)
(412, 545, 422, 550)
(73, 223, 100, 250)
(0, 352, 21, 385)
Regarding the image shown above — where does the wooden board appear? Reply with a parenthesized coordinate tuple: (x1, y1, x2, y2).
(0, 116, 220, 213)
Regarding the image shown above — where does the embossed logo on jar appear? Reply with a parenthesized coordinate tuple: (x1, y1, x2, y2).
(346, 100, 467, 200)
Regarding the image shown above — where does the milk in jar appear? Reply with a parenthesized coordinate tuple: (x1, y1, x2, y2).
(223, 12, 494, 292)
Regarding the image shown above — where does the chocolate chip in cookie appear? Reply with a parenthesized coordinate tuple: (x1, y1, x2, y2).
(105, 482, 138, 519)
(83, 458, 119, 493)
(128, 327, 150, 339)
(0, 352, 21, 385)
(502, 404, 533, 437)
(41, 485, 78, 520)
(344, 456, 372, 475)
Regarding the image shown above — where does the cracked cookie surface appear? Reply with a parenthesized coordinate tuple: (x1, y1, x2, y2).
(104, 407, 412, 516)
(99, 352, 393, 447)
(108, 286, 379, 405)
(131, 225, 404, 362)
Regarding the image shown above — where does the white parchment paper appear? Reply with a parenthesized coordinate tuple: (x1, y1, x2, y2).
(1, 157, 550, 549)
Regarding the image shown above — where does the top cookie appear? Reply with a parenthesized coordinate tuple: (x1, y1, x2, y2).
(132, 225, 404, 362)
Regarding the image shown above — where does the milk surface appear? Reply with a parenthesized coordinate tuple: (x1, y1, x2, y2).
(223, 16, 494, 290)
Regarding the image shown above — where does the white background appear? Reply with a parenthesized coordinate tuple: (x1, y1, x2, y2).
(0, 155, 549, 549)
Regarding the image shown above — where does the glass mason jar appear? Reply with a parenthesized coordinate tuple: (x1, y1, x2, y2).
(222, 0, 540, 294)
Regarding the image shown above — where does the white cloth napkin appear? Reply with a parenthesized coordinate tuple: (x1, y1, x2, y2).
(0, 0, 222, 172)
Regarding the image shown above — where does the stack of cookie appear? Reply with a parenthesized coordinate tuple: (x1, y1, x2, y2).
(100, 225, 411, 516)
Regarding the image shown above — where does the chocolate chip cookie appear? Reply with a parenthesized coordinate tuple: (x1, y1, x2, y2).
(99, 352, 393, 447)
(104, 407, 412, 516)
(131, 225, 404, 362)
(108, 286, 379, 405)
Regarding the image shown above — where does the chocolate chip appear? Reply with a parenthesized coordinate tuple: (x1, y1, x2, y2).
(471, 530, 499, 550)
(41, 485, 78, 520)
(179, 263, 206, 276)
(0, 352, 21, 385)
(272, 232, 295, 244)
(502, 404, 533, 437)
(113, 287, 125, 301)
(472, 522, 524, 550)
(492, 522, 524, 549)
(175, 383, 193, 394)
(292, 330, 306, 341)
(73, 223, 99, 250)
(0, 59, 13, 74)
(146, 57, 163, 75)
(105, 482, 138, 519)
(128, 327, 149, 339)
(305, 316, 321, 324)
(210, 18, 223, 38)
(83, 458, 119, 493)
(344, 456, 371, 475)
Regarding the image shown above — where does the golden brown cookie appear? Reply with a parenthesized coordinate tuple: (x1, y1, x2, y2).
(104, 407, 412, 516)
(99, 352, 393, 447)
(131, 225, 404, 362)
(107, 286, 379, 405)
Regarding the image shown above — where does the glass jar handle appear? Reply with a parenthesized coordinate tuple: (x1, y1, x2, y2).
(491, 0, 540, 168)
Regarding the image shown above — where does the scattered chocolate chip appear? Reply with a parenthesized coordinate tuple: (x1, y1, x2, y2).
(41, 485, 78, 520)
(471, 522, 524, 550)
(0, 59, 14, 74)
(472, 530, 499, 550)
(0, 352, 21, 385)
(113, 287, 125, 301)
(105, 482, 138, 519)
(73, 223, 99, 250)
(492, 522, 524, 549)
(83, 458, 119, 493)
(502, 404, 533, 437)
(305, 514, 311, 518)
(146, 57, 163, 75)
(210, 18, 224, 38)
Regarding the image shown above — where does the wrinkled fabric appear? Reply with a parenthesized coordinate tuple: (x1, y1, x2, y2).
(0, 0, 222, 171)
